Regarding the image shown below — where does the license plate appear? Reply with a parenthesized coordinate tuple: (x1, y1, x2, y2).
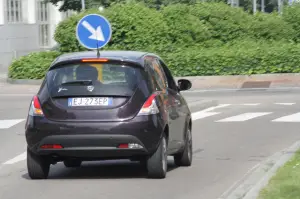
(68, 97, 112, 107)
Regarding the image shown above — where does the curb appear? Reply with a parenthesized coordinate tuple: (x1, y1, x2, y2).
(6, 78, 43, 85)
(221, 140, 300, 199)
(182, 87, 300, 95)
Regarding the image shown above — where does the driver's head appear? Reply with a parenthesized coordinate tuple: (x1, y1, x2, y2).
(76, 65, 98, 81)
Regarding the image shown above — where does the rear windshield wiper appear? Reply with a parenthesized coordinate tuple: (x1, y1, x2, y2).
(60, 80, 93, 86)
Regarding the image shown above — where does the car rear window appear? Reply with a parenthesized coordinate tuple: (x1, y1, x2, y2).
(46, 62, 145, 97)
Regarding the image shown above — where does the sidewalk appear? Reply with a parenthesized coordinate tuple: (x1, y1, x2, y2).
(175, 73, 300, 90)
(0, 73, 7, 83)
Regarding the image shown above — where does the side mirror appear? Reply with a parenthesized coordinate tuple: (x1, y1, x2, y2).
(178, 79, 192, 91)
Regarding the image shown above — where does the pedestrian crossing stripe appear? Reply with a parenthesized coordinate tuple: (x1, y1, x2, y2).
(192, 111, 300, 123)
(216, 112, 272, 122)
(0, 119, 25, 129)
(272, 112, 300, 122)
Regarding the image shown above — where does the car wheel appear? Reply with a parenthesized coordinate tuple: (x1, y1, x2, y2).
(27, 148, 50, 179)
(174, 127, 192, 166)
(64, 159, 82, 168)
(147, 134, 168, 179)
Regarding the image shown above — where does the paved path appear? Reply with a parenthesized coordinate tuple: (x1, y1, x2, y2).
(0, 84, 300, 199)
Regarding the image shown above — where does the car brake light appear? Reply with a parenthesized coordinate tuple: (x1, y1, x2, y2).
(118, 144, 129, 149)
(138, 93, 159, 116)
(81, 58, 108, 62)
(40, 144, 63, 149)
(29, 96, 44, 116)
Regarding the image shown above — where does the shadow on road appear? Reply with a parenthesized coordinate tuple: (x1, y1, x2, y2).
(22, 160, 179, 180)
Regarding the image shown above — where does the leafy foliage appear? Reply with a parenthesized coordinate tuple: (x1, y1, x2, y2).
(44, 0, 199, 11)
(163, 40, 300, 76)
(8, 51, 61, 79)
(189, 3, 253, 42)
(9, 2, 300, 79)
(251, 12, 295, 41)
(161, 4, 211, 47)
(283, 3, 300, 42)
(55, 3, 171, 53)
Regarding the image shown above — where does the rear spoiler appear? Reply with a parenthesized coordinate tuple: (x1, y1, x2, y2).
(49, 58, 144, 71)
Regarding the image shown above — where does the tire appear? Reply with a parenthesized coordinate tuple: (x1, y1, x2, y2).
(27, 148, 50, 179)
(147, 134, 168, 179)
(174, 127, 192, 167)
(64, 160, 82, 168)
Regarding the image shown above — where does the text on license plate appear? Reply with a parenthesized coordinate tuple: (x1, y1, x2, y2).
(68, 97, 113, 106)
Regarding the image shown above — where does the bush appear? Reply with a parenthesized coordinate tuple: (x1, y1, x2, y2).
(283, 3, 300, 42)
(55, 3, 171, 53)
(54, 2, 299, 51)
(162, 40, 300, 76)
(161, 4, 212, 48)
(9, 3, 300, 80)
(189, 2, 253, 42)
(54, 9, 99, 53)
(8, 51, 61, 79)
(251, 12, 296, 41)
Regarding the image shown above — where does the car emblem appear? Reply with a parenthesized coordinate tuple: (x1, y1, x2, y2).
(58, 87, 68, 93)
(87, 86, 94, 92)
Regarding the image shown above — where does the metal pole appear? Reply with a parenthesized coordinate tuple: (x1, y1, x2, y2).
(261, 0, 265, 12)
(278, 0, 282, 14)
(81, 0, 85, 11)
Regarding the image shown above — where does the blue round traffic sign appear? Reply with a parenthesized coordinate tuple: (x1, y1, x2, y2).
(76, 14, 112, 50)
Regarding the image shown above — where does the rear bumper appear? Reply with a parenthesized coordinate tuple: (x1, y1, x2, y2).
(36, 134, 148, 159)
(25, 115, 164, 159)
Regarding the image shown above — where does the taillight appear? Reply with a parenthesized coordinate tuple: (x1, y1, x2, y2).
(138, 93, 159, 116)
(29, 96, 44, 116)
(40, 144, 63, 149)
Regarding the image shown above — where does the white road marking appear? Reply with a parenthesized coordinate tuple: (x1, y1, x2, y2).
(3, 152, 26, 165)
(272, 112, 300, 122)
(0, 119, 25, 129)
(274, 103, 295, 105)
(192, 112, 221, 120)
(191, 104, 231, 121)
(216, 112, 272, 122)
(197, 104, 231, 113)
(240, 103, 260, 106)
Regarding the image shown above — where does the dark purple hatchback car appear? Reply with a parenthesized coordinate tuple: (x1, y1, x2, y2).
(25, 51, 193, 179)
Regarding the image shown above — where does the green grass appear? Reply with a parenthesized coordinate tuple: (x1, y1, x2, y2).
(258, 150, 300, 199)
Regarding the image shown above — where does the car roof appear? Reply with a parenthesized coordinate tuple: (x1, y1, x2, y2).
(51, 50, 159, 69)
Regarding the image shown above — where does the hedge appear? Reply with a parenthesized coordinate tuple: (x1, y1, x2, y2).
(163, 40, 300, 76)
(8, 51, 61, 79)
(54, 2, 297, 53)
(8, 2, 300, 79)
(54, 3, 171, 53)
(8, 40, 300, 79)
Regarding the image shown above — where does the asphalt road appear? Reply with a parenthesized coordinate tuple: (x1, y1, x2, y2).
(1, 83, 300, 199)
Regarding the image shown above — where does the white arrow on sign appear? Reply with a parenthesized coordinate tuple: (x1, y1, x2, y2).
(82, 20, 105, 41)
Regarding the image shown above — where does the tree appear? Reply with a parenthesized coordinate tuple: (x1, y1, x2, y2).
(45, 0, 199, 12)
(44, 0, 118, 12)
